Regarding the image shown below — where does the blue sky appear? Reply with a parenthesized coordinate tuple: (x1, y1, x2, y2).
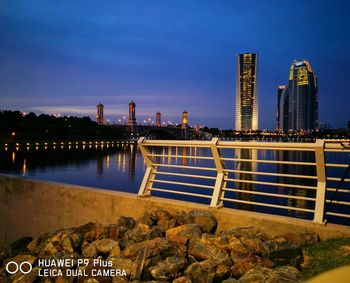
(1, 1, 349, 129)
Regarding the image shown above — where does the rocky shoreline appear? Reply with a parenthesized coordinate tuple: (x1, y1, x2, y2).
(0, 209, 319, 282)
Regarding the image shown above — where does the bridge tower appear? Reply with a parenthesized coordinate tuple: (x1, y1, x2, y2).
(181, 110, 189, 139)
(156, 112, 161, 127)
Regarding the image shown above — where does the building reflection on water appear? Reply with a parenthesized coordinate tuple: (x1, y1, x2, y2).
(234, 149, 257, 211)
(276, 150, 316, 218)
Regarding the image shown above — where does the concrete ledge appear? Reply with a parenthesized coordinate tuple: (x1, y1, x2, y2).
(1, 174, 350, 245)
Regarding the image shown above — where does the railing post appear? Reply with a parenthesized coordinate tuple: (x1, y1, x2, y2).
(210, 138, 226, 207)
(313, 139, 327, 224)
(138, 137, 155, 197)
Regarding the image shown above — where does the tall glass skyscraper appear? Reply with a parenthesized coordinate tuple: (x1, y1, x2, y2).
(235, 53, 258, 131)
(277, 60, 318, 131)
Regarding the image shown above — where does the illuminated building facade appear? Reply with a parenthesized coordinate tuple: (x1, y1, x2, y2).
(277, 60, 318, 131)
(96, 102, 104, 125)
(128, 100, 136, 126)
(235, 53, 258, 131)
(156, 112, 161, 127)
(181, 110, 189, 139)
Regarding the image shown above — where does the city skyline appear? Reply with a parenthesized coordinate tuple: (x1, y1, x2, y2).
(1, 1, 350, 129)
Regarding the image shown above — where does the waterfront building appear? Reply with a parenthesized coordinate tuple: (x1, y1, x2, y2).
(277, 60, 318, 131)
(128, 100, 136, 126)
(235, 53, 258, 131)
(96, 102, 104, 125)
(156, 112, 161, 127)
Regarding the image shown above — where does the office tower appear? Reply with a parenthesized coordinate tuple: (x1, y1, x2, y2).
(277, 60, 318, 131)
(96, 102, 104, 125)
(235, 53, 258, 131)
(128, 100, 136, 126)
(276, 85, 288, 131)
(156, 112, 161, 127)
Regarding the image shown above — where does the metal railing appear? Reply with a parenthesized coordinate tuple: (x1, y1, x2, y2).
(138, 137, 350, 225)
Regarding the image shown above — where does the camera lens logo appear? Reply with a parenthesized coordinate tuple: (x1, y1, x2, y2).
(5, 261, 32, 274)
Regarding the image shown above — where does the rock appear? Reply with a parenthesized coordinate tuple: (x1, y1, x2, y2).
(149, 227, 164, 239)
(198, 234, 247, 254)
(131, 248, 147, 280)
(74, 222, 105, 242)
(166, 224, 202, 245)
(222, 279, 239, 283)
(122, 238, 172, 260)
(186, 210, 217, 233)
(230, 255, 275, 278)
(93, 239, 119, 254)
(161, 242, 187, 258)
(0, 244, 11, 265)
(262, 238, 302, 267)
(4, 254, 36, 270)
(220, 227, 265, 255)
(108, 257, 133, 276)
(172, 276, 192, 283)
(150, 256, 187, 281)
(238, 266, 300, 283)
(82, 242, 97, 258)
(117, 216, 137, 237)
(151, 210, 177, 232)
(184, 259, 216, 283)
(27, 232, 50, 255)
(10, 236, 33, 256)
(188, 239, 231, 266)
(124, 222, 151, 243)
(279, 232, 319, 247)
(10, 266, 40, 283)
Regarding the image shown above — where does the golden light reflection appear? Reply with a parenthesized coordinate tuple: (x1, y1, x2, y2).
(22, 159, 27, 176)
(106, 155, 110, 169)
(12, 152, 15, 164)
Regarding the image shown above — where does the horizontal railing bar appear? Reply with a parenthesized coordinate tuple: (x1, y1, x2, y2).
(147, 187, 212, 199)
(325, 211, 350, 218)
(325, 200, 350, 206)
(218, 141, 317, 149)
(143, 140, 212, 147)
(220, 157, 316, 166)
(156, 171, 217, 180)
(325, 163, 349, 168)
(223, 169, 317, 180)
(217, 145, 315, 151)
(327, 177, 350, 182)
(327, 187, 350, 193)
(225, 177, 317, 190)
(223, 187, 315, 201)
(148, 154, 214, 160)
(220, 197, 314, 213)
(154, 163, 217, 171)
(150, 179, 214, 189)
(324, 149, 350, 153)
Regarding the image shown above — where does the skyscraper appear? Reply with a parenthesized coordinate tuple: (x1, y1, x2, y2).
(276, 85, 288, 131)
(277, 60, 318, 131)
(96, 102, 104, 125)
(235, 53, 258, 131)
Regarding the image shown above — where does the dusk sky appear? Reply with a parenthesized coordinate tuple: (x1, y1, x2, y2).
(1, 1, 349, 129)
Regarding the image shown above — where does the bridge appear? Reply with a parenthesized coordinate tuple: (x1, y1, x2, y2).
(137, 137, 350, 225)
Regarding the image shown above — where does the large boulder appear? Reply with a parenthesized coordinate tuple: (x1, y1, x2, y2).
(262, 238, 302, 267)
(230, 255, 275, 278)
(123, 222, 151, 243)
(188, 239, 231, 266)
(186, 210, 217, 233)
(198, 234, 248, 255)
(238, 266, 300, 283)
(149, 256, 187, 281)
(184, 259, 216, 283)
(166, 224, 202, 245)
(122, 238, 172, 260)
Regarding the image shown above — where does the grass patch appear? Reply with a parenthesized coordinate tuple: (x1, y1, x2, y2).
(301, 237, 350, 279)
